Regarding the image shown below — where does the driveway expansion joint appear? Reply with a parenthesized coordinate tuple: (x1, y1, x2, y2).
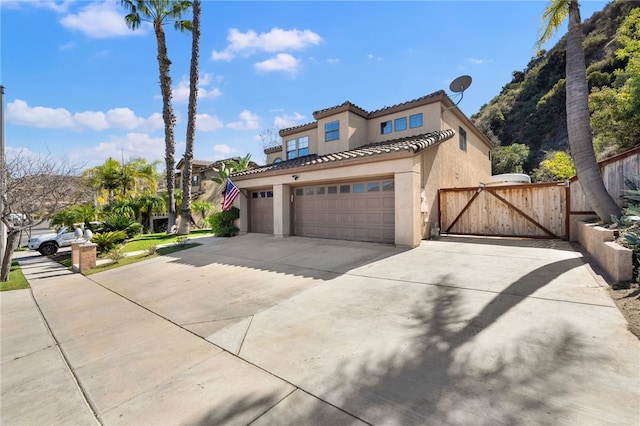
(27, 287, 102, 425)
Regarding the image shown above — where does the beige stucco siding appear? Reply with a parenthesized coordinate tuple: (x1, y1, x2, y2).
(234, 155, 423, 247)
(347, 113, 369, 150)
(317, 112, 350, 156)
(266, 148, 284, 165)
(421, 113, 491, 228)
(366, 103, 442, 144)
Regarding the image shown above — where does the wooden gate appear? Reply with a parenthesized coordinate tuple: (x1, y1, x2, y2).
(439, 183, 568, 239)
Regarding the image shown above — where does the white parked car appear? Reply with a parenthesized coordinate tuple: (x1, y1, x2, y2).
(27, 227, 85, 256)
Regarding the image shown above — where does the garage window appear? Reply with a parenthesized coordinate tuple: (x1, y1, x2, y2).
(340, 185, 350, 194)
(353, 183, 365, 193)
(367, 182, 380, 192)
(382, 181, 394, 191)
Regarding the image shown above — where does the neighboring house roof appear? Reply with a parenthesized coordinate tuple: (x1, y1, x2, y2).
(234, 129, 455, 179)
(176, 157, 259, 175)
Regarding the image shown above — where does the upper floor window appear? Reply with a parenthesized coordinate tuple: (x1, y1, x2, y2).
(394, 117, 407, 132)
(287, 136, 309, 159)
(380, 120, 392, 135)
(459, 126, 467, 152)
(410, 113, 423, 129)
(325, 121, 340, 142)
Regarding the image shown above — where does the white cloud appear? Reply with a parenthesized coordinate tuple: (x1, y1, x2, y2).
(60, 1, 145, 39)
(7, 100, 163, 132)
(7, 100, 74, 129)
(226, 110, 260, 130)
(468, 57, 492, 65)
(212, 27, 322, 61)
(3, 1, 74, 13)
(367, 54, 382, 61)
(255, 53, 299, 74)
(196, 114, 224, 132)
(274, 112, 305, 128)
(212, 144, 235, 155)
(172, 73, 223, 103)
(86, 133, 165, 166)
(326, 58, 339, 64)
(59, 41, 75, 51)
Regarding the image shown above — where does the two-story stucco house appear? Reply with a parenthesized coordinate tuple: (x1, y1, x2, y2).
(231, 90, 493, 248)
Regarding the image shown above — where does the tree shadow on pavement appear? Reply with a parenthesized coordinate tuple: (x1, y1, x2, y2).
(312, 258, 607, 425)
(189, 255, 609, 425)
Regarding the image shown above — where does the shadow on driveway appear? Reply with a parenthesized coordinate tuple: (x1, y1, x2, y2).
(188, 244, 626, 425)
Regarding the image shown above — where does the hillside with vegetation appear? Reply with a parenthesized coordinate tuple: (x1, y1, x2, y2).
(473, 1, 640, 180)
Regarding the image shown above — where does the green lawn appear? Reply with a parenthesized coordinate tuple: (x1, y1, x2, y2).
(84, 243, 199, 275)
(0, 260, 30, 292)
(121, 229, 215, 252)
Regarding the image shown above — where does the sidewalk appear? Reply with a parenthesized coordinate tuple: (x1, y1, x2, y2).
(1, 248, 358, 425)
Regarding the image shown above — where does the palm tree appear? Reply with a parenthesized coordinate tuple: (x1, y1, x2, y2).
(178, 0, 201, 235)
(83, 158, 126, 202)
(119, 0, 193, 231)
(538, 0, 620, 222)
(135, 192, 166, 230)
(122, 158, 162, 195)
(192, 199, 213, 227)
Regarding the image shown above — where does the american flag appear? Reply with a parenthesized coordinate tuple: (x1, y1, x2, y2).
(222, 179, 241, 211)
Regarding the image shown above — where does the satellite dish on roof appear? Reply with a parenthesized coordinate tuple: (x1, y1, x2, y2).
(449, 75, 472, 93)
(444, 75, 473, 110)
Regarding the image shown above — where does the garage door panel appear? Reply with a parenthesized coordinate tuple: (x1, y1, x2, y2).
(294, 179, 395, 244)
(367, 213, 382, 224)
(353, 199, 367, 209)
(353, 213, 367, 223)
(250, 191, 274, 234)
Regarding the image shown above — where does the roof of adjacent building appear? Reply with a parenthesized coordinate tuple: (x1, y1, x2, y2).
(233, 129, 455, 178)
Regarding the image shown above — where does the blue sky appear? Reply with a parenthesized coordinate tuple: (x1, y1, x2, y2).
(1, 0, 609, 170)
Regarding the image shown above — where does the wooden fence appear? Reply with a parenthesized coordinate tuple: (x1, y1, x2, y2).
(439, 146, 640, 240)
(439, 183, 568, 239)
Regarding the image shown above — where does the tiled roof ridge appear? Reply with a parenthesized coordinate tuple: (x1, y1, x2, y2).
(280, 91, 448, 135)
(368, 90, 445, 115)
(312, 100, 369, 118)
(278, 121, 317, 137)
(233, 129, 455, 178)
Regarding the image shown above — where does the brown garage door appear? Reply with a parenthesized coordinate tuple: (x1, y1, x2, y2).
(294, 179, 394, 243)
(250, 190, 273, 234)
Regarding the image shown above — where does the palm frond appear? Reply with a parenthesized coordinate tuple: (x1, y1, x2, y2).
(537, 0, 570, 50)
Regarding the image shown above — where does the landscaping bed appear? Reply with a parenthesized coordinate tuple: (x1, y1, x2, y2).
(609, 282, 640, 339)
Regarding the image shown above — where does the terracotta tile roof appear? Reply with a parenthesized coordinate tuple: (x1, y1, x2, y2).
(368, 90, 446, 117)
(234, 129, 455, 178)
(278, 121, 318, 137)
(312, 100, 369, 120)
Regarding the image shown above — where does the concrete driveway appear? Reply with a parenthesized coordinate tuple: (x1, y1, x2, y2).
(2, 234, 639, 425)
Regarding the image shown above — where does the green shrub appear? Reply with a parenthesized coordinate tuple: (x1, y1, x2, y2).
(206, 207, 240, 237)
(106, 247, 126, 263)
(102, 215, 143, 238)
(92, 230, 127, 253)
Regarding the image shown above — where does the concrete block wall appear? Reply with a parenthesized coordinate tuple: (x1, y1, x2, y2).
(576, 221, 633, 283)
